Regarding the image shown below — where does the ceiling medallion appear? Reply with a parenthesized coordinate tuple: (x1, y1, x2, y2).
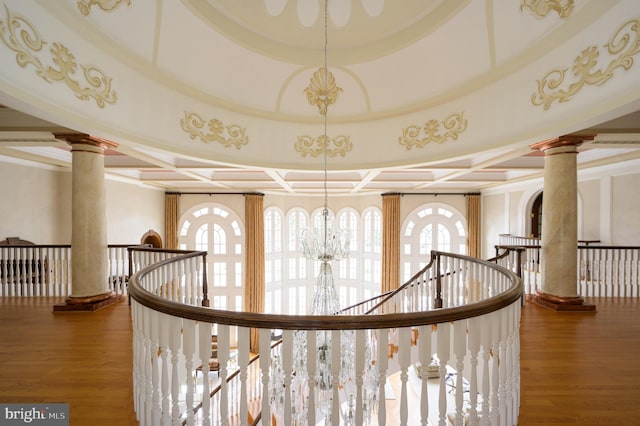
(0, 5, 117, 108)
(180, 112, 248, 149)
(532, 18, 640, 110)
(77, 0, 131, 16)
(520, 0, 574, 19)
(398, 112, 468, 150)
(294, 134, 352, 157)
(304, 67, 342, 115)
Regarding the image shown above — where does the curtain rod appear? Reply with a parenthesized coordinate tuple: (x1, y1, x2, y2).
(382, 192, 481, 196)
(166, 191, 264, 196)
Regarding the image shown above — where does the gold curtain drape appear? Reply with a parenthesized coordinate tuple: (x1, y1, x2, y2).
(467, 193, 481, 258)
(244, 193, 265, 352)
(381, 193, 401, 295)
(164, 193, 179, 249)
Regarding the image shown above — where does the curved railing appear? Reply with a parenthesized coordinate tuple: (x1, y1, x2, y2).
(129, 250, 522, 425)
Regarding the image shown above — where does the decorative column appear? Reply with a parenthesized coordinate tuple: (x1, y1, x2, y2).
(529, 134, 595, 311)
(54, 133, 121, 311)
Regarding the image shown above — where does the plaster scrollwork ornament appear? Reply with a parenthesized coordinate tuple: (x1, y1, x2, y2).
(399, 112, 468, 150)
(532, 19, 640, 110)
(0, 5, 117, 108)
(180, 112, 248, 149)
(520, 0, 574, 19)
(295, 134, 352, 157)
(77, 0, 131, 16)
(304, 67, 342, 115)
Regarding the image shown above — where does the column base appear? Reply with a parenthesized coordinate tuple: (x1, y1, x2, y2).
(527, 291, 596, 312)
(53, 292, 124, 312)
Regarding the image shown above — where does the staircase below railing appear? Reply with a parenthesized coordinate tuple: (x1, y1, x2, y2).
(129, 250, 522, 426)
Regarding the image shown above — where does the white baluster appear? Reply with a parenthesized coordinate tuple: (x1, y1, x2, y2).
(330, 329, 341, 423)
(489, 311, 500, 426)
(496, 309, 508, 425)
(158, 314, 171, 426)
(355, 329, 366, 425)
(237, 327, 249, 426)
(307, 330, 317, 426)
(142, 307, 153, 425)
(479, 312, 492, 426)
(182, 319, 196, 425)
(198, 322, 212, 425)
(437, 322, 451, 426)
(507, 303, 520, 425)
(418, 324, 431, 426)
(453, 319, 467, 425)
(281, 330, 293, 425)
(398, 327, 411, 426)
(467, 315, 481, 425)
(377, 328, 389, 426)
(259, 329, 271, 426)
(218, 325, 230, 424)
(150, 310, 161, 426)
(131, 302, 141, 421)
(169, 315, 182, 424)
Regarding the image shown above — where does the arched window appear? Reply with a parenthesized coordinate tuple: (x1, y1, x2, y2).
(337, 208, 359, 282)
(266, 206, 382, 314)
(178, 203, 244, 312)
(401, 203, 467, 282)
(361, 207, 382, 301)
(265, 207, 284, 314)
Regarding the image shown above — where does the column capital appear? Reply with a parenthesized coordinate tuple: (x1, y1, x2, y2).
(54, 133, 119, 151)
(530, 133, 596, 153)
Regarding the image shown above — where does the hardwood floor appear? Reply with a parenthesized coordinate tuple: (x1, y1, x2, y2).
(0, 297, 639, 425)
(519, 297, 640, 425)
(0, 297, 137, 425)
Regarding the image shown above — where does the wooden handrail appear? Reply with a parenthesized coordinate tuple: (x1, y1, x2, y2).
(127, 246, 209, 307)
(364, 251, 437, 314)
(128, 251, 522, 330)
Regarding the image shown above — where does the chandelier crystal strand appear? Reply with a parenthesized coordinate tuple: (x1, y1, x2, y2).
(280, 0, 378, 424)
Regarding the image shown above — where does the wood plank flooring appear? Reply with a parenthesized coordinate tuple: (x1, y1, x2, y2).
(0, 297, 137, 425)
(1, 297, 639, 425)
(519, 297, 640, 425)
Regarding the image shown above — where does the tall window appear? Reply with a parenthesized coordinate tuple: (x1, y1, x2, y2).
(361, 208, 382, 301)
(266, 206, 382, 314)
(178, 203, 244, 312)
(265, 207, 284, 314)
(401, 203, 467, 282)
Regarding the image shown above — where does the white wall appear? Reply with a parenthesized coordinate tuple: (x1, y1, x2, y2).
(612, 173, 640, 244)
(105, 180, 165, 244)
(0, 160, 165, 245)
(0, 161, 71, 244)
(481, 164, 640, 256)
(4, 159, 639, 254)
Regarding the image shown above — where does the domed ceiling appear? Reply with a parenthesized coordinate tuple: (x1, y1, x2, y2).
(0, 0, 639, 194)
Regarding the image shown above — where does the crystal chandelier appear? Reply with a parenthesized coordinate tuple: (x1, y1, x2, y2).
(275, 1, 378, 424)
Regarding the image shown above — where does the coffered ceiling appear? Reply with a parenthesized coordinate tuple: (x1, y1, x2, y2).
(0, 1, 639, 194)
(1, 104, 638, 194)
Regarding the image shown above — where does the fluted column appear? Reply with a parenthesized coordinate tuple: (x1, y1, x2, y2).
(54, 133, 121, 311)
(530, 134, 595, 311)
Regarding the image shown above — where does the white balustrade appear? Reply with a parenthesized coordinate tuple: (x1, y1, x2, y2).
(129, 250, 522, 425)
